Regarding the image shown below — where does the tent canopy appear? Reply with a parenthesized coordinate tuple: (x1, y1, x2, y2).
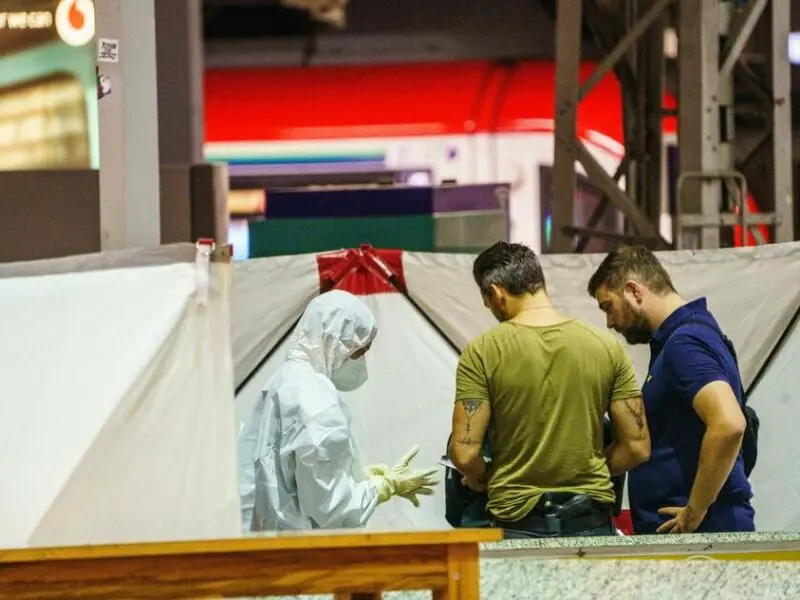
(233, 243, 800, 532)
(0, 243, 241, 548)
(233, 242, 800, 391)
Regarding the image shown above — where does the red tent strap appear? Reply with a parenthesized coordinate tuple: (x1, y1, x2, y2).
(317, 244, 462, 355)
(613, 510, 634, 536)
(236, 245, 417, 396)
(316, 245, 407, 296)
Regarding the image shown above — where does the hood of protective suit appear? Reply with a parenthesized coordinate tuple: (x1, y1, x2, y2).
(286, 290, 378, 380)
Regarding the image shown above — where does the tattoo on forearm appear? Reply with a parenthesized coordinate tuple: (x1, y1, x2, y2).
(461, 399, 484, 418)
(623, 398, 647, 438)
(457, 398, 485, 438)
(456, 436, 482, 446)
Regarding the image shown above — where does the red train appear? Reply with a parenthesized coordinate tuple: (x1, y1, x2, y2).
(205, 60, 768, 251)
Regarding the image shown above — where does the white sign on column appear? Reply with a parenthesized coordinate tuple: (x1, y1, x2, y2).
(98, 37, 120, 62)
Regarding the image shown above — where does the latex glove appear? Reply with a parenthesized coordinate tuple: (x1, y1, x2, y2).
(368, 462, 435, 507)
(367, 463, 390, 477)
(396, 482, 436, 507)
(369, 445, 439, 505)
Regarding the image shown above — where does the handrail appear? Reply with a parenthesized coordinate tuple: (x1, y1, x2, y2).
(672, 171, 749, 250)
(0, 529, 501, 600)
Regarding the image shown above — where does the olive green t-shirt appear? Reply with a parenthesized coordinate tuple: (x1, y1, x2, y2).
(455, 319, 641, 522)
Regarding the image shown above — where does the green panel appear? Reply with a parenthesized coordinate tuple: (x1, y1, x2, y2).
(434, 213, 508, 250)
(248, 216, 435, 258)
(434, 246, 487, 254)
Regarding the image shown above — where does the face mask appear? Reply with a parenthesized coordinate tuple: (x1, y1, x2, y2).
(331, 355, 368, 391)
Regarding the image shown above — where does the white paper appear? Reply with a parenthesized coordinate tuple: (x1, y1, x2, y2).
(98, 38, 120, 62)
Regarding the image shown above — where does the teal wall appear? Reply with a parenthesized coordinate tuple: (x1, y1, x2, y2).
(248, 216, 436, 257)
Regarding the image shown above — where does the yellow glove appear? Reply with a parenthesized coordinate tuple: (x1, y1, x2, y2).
(367, 463, 435, 507)
(368, 446, 439, 506)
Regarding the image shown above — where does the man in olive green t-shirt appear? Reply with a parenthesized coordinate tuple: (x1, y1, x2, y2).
(448, 242, 651, 538)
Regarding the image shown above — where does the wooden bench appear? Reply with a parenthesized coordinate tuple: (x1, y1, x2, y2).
(0, 529, 500, 600)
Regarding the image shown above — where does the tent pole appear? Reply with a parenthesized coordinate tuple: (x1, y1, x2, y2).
(746, 300, 800, 396)
(386, 276, 462, 356)
(235, 248, 465, 396)
(234, 315, 301, 396)
(234, 279, 337, 395)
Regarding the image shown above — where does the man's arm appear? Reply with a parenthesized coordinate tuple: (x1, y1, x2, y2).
(659, 334, 746, 532)
(686, 381, 746, 518)
(294, 406, 381, 529)
(450, 398, 491, 485)
(448, 343, 491, 490)
(604, 338, 650, 476)
(606, 395, 650, 476)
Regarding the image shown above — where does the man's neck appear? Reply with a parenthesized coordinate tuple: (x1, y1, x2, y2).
(647, 292, 688, 331)
(508, 291, 570, 325)
(514, 291, 552, 313)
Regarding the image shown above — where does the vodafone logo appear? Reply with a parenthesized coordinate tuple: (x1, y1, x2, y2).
(55, 0, 95, 47)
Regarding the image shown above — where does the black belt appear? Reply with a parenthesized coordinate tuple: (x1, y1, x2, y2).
(492, 493, 613, 536)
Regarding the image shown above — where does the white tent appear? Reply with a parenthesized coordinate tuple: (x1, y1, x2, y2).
(746, 315, 800, 531)
(0, 243, 241, 548)
(233, 243, 800, 532)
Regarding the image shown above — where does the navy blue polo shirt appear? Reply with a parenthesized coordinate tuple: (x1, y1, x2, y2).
(628, 298, 755, 534)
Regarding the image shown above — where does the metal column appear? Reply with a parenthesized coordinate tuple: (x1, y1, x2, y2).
(626, 0, 665, 231)
(716, 0, 791, 245)
(155, 0, 206, 165)
(768, 0, 794, 242)
(676, 0, 721, 249)
(553, 0, 671, 253)
(675, 0, 791, 248)
(95, 0, 162, 250)
(551, 0, 581, 253)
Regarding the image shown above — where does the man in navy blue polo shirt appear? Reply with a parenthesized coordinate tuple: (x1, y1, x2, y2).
(587, 246, 754, 534)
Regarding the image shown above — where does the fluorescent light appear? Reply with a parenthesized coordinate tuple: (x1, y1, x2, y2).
(789, 32, 800, 65)
(228, 189, 265, 215)
(664, 27, 678, 59)
(228, 219, 250, 261)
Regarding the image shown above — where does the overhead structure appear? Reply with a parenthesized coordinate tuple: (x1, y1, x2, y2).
(233, 242, 800, 533)
(552, 0, 794, 252)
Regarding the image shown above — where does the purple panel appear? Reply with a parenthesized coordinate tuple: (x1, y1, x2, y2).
(227, 161, 387, 177)
(433, 183, 511, 214)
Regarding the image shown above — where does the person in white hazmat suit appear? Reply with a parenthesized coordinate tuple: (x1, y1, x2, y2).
(241, 289, 439, 531)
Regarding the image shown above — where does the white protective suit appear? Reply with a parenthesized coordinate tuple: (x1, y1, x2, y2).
(240, 290, 437, 531)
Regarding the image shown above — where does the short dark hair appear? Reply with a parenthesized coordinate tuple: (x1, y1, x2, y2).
(587, 246, 676, 297)
(473, 241, 546, 297)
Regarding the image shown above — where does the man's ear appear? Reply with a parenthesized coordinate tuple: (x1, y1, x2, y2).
(624, 280, 645, 303)
(489, 283, 504, 302)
